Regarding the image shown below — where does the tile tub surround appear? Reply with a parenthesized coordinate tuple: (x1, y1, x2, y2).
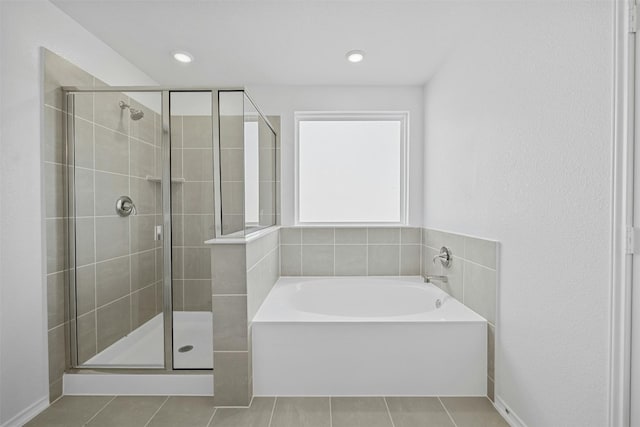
(25, 395, 508, 427)
(279, 226, 422, 276)
(210, 226, 280, 406)
(421, 228, 499, 401)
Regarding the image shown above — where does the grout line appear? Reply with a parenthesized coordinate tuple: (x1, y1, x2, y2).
(329, 396, 333, 427)
(206, 407, 217, 427)
(82, 395, 116, 426)
(437, 397, 459, 427)
(383, 397, 397, 427)
(267, 396, 277, 427)
(143, 396, 170, 427)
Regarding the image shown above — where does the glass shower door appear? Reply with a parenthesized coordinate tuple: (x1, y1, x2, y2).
(69, 90, 166, 368)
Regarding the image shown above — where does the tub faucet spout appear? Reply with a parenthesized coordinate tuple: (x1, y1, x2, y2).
(423, 275, 448, 284)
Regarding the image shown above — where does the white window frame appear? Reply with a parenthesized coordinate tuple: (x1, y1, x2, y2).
(294, 111, 409, 226)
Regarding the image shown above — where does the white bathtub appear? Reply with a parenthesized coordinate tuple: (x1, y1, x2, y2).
(252, 276, 487, 396)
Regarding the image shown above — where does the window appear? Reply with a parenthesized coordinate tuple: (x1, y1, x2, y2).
(295, 112, 408, 224)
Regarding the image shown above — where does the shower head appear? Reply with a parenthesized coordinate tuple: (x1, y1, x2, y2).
(119, 100, 144, 121)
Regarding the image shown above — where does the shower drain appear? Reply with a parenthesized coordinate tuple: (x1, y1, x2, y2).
(178, 345, 194, 353)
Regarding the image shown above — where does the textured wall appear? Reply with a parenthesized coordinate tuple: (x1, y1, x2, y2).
(422, 2, 613, 426)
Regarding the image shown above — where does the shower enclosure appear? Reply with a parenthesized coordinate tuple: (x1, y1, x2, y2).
(63, 87, 276, 375)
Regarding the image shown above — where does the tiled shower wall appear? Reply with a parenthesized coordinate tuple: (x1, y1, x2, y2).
(169, 115, 214, 312)
(421, 228, 498, 400)
(44, 49, 165, 398)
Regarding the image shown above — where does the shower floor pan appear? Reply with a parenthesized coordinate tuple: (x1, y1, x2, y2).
(64, 311, 213, 396)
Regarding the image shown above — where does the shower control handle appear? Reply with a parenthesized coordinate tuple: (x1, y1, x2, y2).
(115, 196, 136, 217)
(432, 246, 452, 268)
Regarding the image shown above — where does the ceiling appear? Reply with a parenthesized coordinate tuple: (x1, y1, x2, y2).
(51, 0, 466, 86)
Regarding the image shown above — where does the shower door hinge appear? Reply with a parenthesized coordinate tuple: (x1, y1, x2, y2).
(626, 226, 640, 254)
(631, 2, 638, 33)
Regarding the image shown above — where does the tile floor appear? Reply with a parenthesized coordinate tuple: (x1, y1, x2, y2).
(25, 395, 509, 427)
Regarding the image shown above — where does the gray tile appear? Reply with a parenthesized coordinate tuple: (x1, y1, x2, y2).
(74, 168, 94, 217)
(280, 228, 301, 244)
(130, 177, 157, 215)
(213, 352, 250, 407)
(213, 295, 248, 351)
(210, 396, 275, 427)
(46, 218, 65, 273)
(86, 396, 167, 427)
(131, 215, 157, 253)
(95, 217, 128, 261)
(271, 397, 330, 427)
(77, 312, 96, 364)
(96, 256, 130, 307)
(280, 244, 302, 276)
(385, 397, 454, 427)
(45, 163, 65, 218)
(368, 228, 400, 244)
(172, 279, 184, 311)
(130, 139, 156, 178)
(76, 218, 95, 267)
(219, 115, 244, 149)
(96, 296, 131, 352)
(247, 251, 279, 320)
(331, 397, 392, 427)
(221, 182, 243, 215)
(183, 116, 213, 148)
(212, 244, 246, 294)
(44, 106, 64, 164)
(184, 148, 214, 181)
(49, 379, 63, 404)
(335, 228, 367, 244)
(184, 280, 213, 311)
(170, 116, 183, 148)
(76, 265, 96, 316)
(95, 91, 129, 134)
(94, 125, 129, 175)
(74, 119, 94, 169)
(94, 171, 128, 216)
(184, 215, 215, 246)
(172, 247, 184, 280)
(148, 396, 215, 427)
(171, 215, 184, 246)
(400, 245, 421, 275)
(184, 247, 212, 279)
(25, 395, 113, 427)
(463, 261, 497, 324)
(465, 236, 498, 269)
(184, 181, 214, 214)
(422, 246, 441, 278)
(400, 227, 422, 244)
(47, 272, 66, 329)
(440, 397, 508, 427)
(367, 245, 399, 276)
(131, 250, 156, 291)
(131, 285, 156, 329)
(440, 255, 463, 301)
(301, 228, 334, 244)
(171, 148, 183, 178)
(171, 182, 183, 214)
(44, 49, 94, 110)
(220, 148, 244, 181)
(334, 245, 367, 276)
(301, 245, 334, 276)
(48, 325, 68, 384)
(426, 229, 464, 258)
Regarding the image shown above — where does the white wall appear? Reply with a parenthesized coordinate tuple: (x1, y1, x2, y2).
(0, 1, 156, 424)
(246, 85, 424, 226)
(422, 2, 613, 426)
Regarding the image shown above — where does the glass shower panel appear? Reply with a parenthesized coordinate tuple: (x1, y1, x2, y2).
(218, 91, 245, 235)
(169, 91, 214, 369)
(71, 91, 165, 368)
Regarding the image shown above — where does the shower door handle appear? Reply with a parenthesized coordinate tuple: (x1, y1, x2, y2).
(154, 225, 163, 241)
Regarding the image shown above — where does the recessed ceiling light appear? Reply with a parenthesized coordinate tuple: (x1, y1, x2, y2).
(346, 50, 365, 63)
(173, 51, 194, 63)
